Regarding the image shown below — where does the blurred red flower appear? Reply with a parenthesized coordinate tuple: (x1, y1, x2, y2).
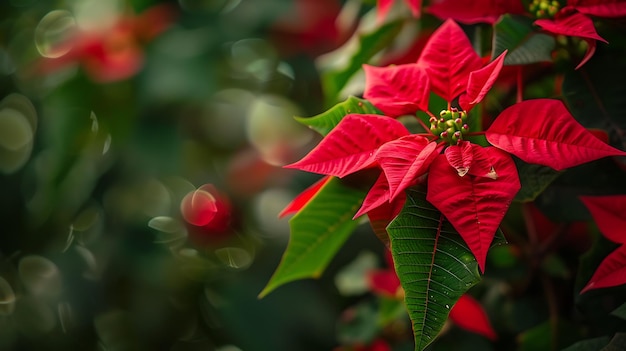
(270, 0, 356, 57)
(334, 338, 392, 351)
(181, 184, 233, 245)
(37, 4, 176, 82)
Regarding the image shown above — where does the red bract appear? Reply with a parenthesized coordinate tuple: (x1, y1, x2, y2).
(364, 20, 506, 111)
(288, 19, 624, 275)
(459, 52, 507, 112)
(426, 0, 525, 24)
(284, 114, 409, 178)
(279, 176, 332, 218)
(486, 99, 626, 171)
(355, 173, 406, 219)
(579, 195, 626, 293)
(534, 11, 607, 69)
(37, 4, 175, 82)
(427, 146, 520, 272)
(570, 0, 626, 17)
(375, 135, 441, 200)
(363, 64, 430, 117)
(377, 0, 421, 22)
(428, 0, 626, 67)
(416, 20, 483, 102)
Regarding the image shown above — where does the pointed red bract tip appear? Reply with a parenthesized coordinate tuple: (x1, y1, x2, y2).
(279, 176, 332, 218)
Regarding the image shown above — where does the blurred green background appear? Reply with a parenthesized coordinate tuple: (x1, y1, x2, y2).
(0, 0, 382, 350)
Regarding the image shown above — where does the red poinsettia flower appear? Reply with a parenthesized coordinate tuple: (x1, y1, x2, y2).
(37, 4, 175, 82)
(367, 250, 498, 340)
(181, 184, 233, 245)
(579, 195, 626, 293)
(427, 0, 626, 68)
(377, 0, 422, 21)
(283, 19, 626, 272)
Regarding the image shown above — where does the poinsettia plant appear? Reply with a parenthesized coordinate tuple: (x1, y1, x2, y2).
(261, 1, 626, 350)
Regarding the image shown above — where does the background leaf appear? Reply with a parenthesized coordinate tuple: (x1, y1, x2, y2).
(295, 96, 380, 136)
(492, 15, 555, 65)
(561, 336, 610, 351)
(387, 187, 483, 350)
(321, 19, 404, 105)
(513, 157, 562, 202)
(517, 319, 581, 351)
(562, 53, 626, 163)
(259, 177, 365, 297)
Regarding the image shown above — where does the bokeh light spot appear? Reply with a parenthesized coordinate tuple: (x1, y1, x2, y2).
(0, 277, 16, 316)
(181, 189, 218, 227)
(35, 10, 76, 58)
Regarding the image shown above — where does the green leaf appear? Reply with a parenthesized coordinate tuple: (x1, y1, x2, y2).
(518, 319, 581, 351)
(321, 19, 404, 105)
(513, 158, 562, 202)
(611, 303, 626, 320)
(387, 187, 483, 351)
(295, 96, 380, 136)
(334, 251, 379, 296)
(562, 53, 626, 162)
(562, 336, 610, 351)
(337, 299, 381, 345)
(377, 297, 408, 327)
(492, 15, 555, 65)
(603, 333, 626, 351)
(259, 177, 365, 298)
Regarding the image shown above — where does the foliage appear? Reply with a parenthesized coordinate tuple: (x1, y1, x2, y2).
(2, 0, 626, 350)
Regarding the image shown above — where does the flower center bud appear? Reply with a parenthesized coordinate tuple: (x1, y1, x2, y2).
(431, 108, 468, 145)
(529, 0, 561, 19)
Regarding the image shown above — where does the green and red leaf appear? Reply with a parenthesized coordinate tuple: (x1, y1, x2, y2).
(427, 147, 520, 271)
(376, 135, 441, 200)
(417, 19, 482, 102)
(363, 64, 431, 117)
(486, 99, 626, 171)
(286, 114, 409, 177)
